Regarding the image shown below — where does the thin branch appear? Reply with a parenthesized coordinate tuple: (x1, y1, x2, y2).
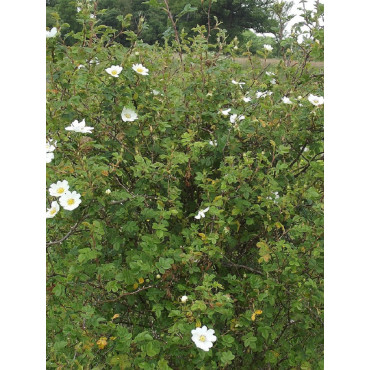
(206, 0, 212, 42)
(288, 140, 309, 169)
(221, 256, 263, 275)
(162, 0, 184, 65)
(98, 285, 154, 304)
(46, 214, 88, 247)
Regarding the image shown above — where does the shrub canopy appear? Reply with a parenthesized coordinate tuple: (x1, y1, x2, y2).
(46, 7, 323, 369)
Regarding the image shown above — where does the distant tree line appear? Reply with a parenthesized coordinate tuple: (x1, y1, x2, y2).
(46, 0, 281, 46)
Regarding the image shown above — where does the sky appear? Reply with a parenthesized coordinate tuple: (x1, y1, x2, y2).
(251, 0, 324, 38)
(287, 0, 324, 33)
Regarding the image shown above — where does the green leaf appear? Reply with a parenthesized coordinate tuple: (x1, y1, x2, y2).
(220, 350, 235, 365)
(143, 340, 161, 357)
(155, 257, 174, 273)
(77, 248, 99, 263)
(52, 284, 65, 297)
(134, 331, 153, 343)
(243, 333, 258, 350)
(191, 300, 207, 312)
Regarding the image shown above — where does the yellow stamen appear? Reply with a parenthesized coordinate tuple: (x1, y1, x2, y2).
(124, 113, 131, 118)
(57, 187, 65, 194)
(199, 335, 206, 342)
(67, 198, 75, 205)
(137, 68, 143, 73)
(111, 70, 117, 75)
(50, 208, 56, 215)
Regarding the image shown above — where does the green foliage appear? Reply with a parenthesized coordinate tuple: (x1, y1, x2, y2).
(46, 7, 323, 369)
(47, 0, 277, 45)
(240, 29, 277, 56)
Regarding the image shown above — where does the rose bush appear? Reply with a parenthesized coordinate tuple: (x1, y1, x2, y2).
(46, 5, 323, 369)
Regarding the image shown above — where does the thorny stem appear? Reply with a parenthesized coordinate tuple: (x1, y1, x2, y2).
(162, 0, 184, 66)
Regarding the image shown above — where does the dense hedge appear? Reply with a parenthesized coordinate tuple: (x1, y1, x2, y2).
(46, 11, 324, 369)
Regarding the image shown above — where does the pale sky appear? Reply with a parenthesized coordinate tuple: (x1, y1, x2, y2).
(287, 0, 324, 34)
(251, 0, 324, 38)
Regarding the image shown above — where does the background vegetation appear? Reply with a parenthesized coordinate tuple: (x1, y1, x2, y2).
(46, 0, 323, 60)
(46, 1, 324, 368)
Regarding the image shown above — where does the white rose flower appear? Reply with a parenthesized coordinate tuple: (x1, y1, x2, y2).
(191, 326, 217, 351)
(221, 108, 231, 116)
(308, 94, 324, 106)
(267, 191, 280, 203)
(230, 114, 237, 123)
(270, 79, 277, 85)
(49, 180, 69, 197)
(105, 65, 123, 77)
(132, 63, 149, 75)
(263, 44, 273, 52)
(195, 207, 209, 219)
(105, 189, 111, 195)
(77, 6, 81, 12)
(256, 91, 272, 99)
(231, 80, 245, 87)
(242, 96, 252, 103)
(77, 64, 86, 70)
(59, 191, 82, 211)
(181, 295, 188, 303)
(282, 96, 292, 104)
(46, 139, 57, 153)
(266, 71, 275, 76)
(46, 201, 60, 219)
(209, 140, 217, 146)
(88, 57, 100, 65)
(46, 152, 54, 163)
(230, 114, 245, 124)
(46, 27, 57, 38)
(65, 119, 94, 133)
(90, 14, 96, 19)
(121, 107, 138, 122)
(152, 90, 160, 95)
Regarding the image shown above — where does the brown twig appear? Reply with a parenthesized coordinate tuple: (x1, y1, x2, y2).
(46, 214, 89, 247)
(162, 0, 183, 65)
(222, 256, 263, 275)
(98, 285, 154, 304)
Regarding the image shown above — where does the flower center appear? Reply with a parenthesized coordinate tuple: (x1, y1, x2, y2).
(111, 70, 117, 75)
(57, 187, 65, 194)
(199, 335, 206, 342)
(314, 100, 319, 104)
(125, 113, 131, 118)
(67, 198, 75, 205)
(50, 208, 56, 215)
(137, 68, 143, 73)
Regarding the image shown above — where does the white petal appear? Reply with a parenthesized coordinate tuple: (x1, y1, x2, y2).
(208, 334, 217, 342)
